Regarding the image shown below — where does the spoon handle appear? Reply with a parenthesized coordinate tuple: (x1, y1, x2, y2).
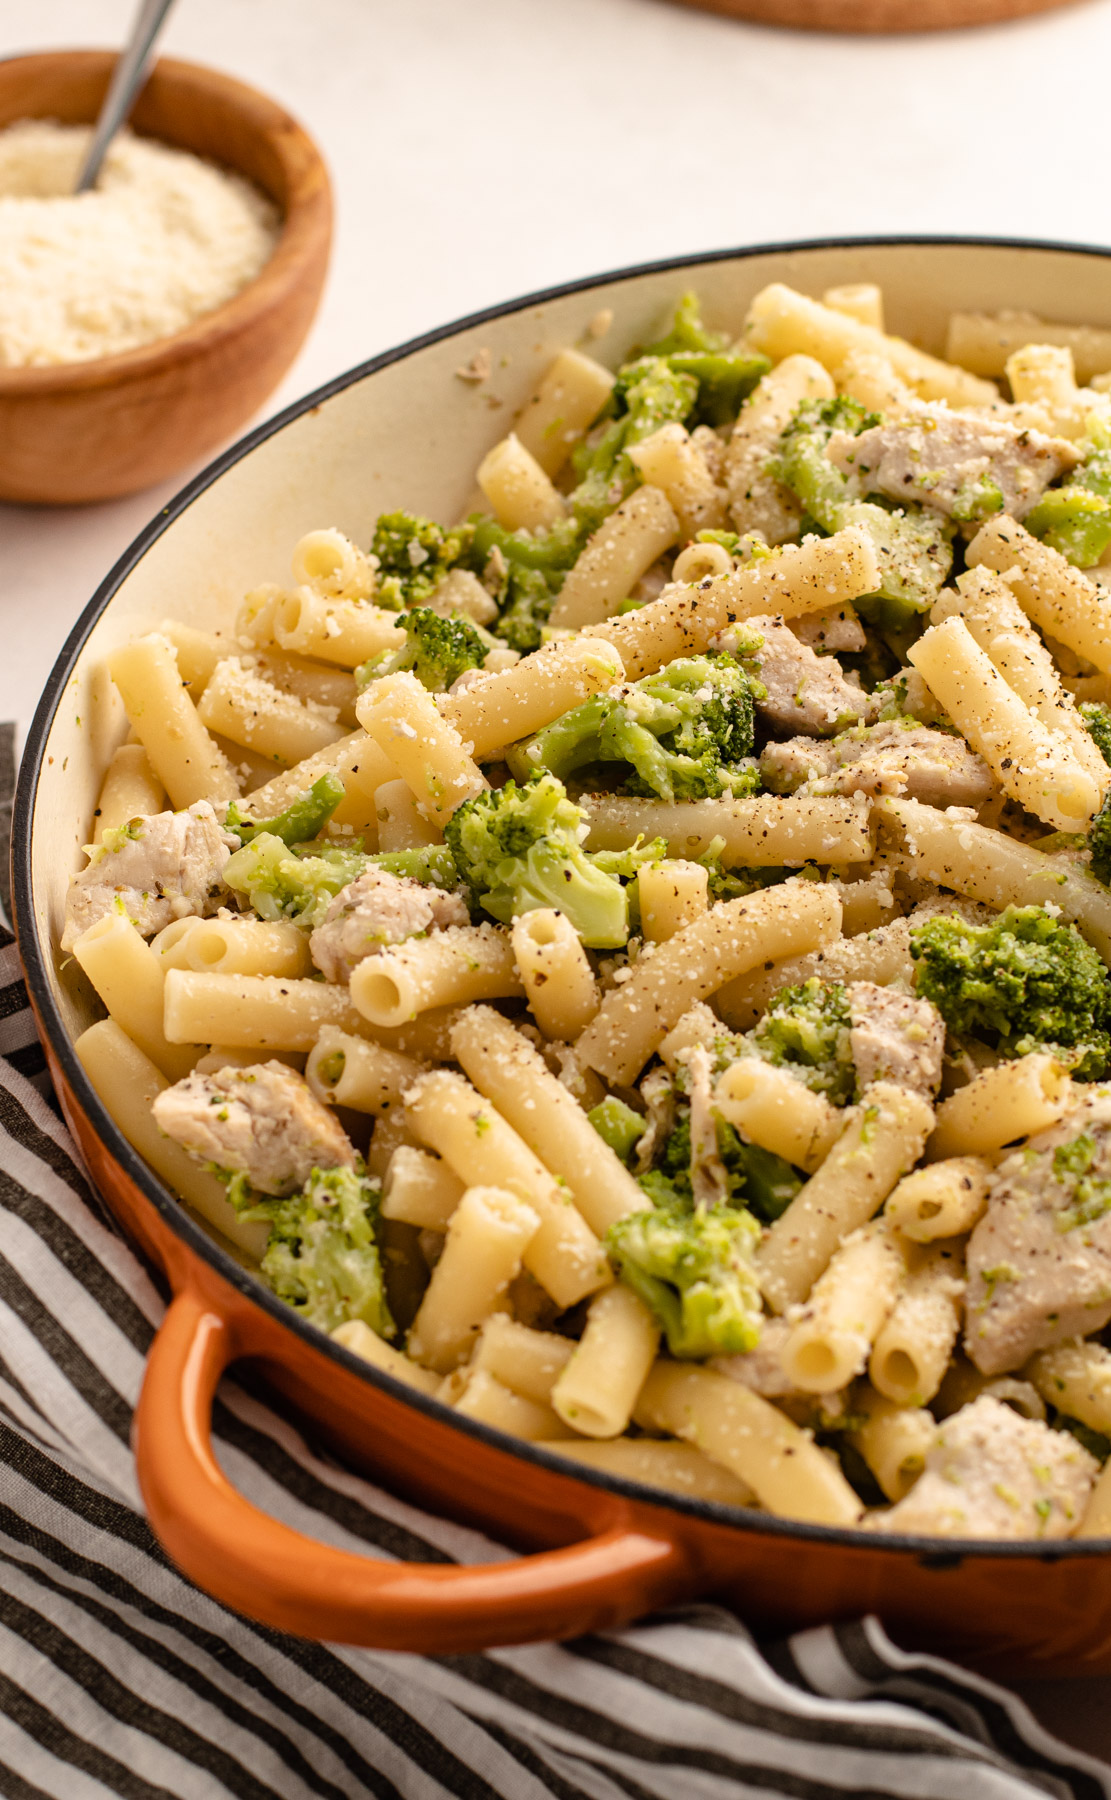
(75, 0, 178, 193)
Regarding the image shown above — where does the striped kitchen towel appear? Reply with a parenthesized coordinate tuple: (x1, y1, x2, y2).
(0, 929, 1109, 1799)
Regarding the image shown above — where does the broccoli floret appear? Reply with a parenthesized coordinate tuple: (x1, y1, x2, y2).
(1082, 702, 1111, 771)
(771, 397, 954, 631)
(750, 977, 856, 1104)
(640, 290, 770, 427)
(587, 1096, 646, 1163)
(727, 1136, 802, 1223)
(238, 1164, 394, 1337)
(443, 771, 633, 948)
(1090, 791, 1111, 887)
(513, 653, 759, 803)
(571, 356, 700, 533)
(1027, 424, 1111, 567)
(223, 834, 456, 929)
(225, 772, 346, 848)
(695, 837, 805, 904)
(371, 512, 473, 609)
(468, 514, 585, 653)
(359, 606, 489, 693)
(370, 845, 459, 888)
(910, 904, 1111, 1080)
(605, 1196, 762, 1358)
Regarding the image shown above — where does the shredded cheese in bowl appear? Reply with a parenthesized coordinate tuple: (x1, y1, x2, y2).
(0, 119, 279, 367)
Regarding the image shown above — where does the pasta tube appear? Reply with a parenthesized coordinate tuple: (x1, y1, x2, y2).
(780, 1224, 907, 1394)
(967, 515, 1111, 678)
(471, 1314, 574, 1404)
(847, 1386, 937, 1503)
(356, 672, 486, 826)
(349, 926, 522, 1028)
(869, 1243, 965, 1408)
(551, 1285, 660, 1439)
(537, 1437, 754, 1505)
(72, 914, 197, 1083)
(884, 1157, 992, 1241)
(92, 743, 165, 841)
(407, 1185, 540, 1373)
(305, 1026, 423, 1116)
(928, 1056, 1074, 1161)
(511, 911, 600, 1040)
(332, 1320, 440, 1394)
(109, 633, 238, 807)
(581, 792, 872, 868)
(549, 485, 680, 629)
(1027, 1341, 1111, 1437)
(714, 1060, 843, 1175)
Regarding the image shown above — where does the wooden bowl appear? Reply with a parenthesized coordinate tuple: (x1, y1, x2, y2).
(666, 0, 1083, 31)
(0, 52, 332, 506)
(16, 236, 1111, 1670)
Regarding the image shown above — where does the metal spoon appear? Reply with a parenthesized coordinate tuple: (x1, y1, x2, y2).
(75, 0, 178, 193)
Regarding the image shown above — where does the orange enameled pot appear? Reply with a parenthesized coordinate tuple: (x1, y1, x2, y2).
(16, 237, 1111, 1673)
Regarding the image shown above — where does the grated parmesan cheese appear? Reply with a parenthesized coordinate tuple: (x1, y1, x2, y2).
(0, 120, 279, 367)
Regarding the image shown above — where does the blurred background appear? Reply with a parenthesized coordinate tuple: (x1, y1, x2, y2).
(4, 0, 1111, 726)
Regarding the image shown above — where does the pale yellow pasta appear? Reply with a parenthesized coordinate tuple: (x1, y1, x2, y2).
(577, 879, 842, 1086)
(581, 792, 872, 868)
(967, 515, 1111, 678)
(108, 633, 238, 807)
(470, 1314, 574, 1404)
(357, 671, 485, 826)
(847, 1386, 937, 1502)
(510, 911, 600, 1040)
(884, 1158, 992, 1242)
(363, 1006, 463, 1064)
(363, 1109, 418, 1182)
(745, 282, 999, 408)
(154, 916, 311, 980)
(449, 1007, 647, 1235)
(1027, 1341, 1111, 1436)
(724, 355, 834, 544)
(72, 914, 197, 1083)
(195, 1046, 304, 1074)
(163, 970, 367, 1051)
(238, 729, 389, 830)
(834, 348, 919, 419)
(290, 528, 374, 600)
(823, 282, 884, 331)
(549, 485, 680, 630)
(92, 743, 166, 841)
(536, 1436, 755, 1505)
(1007, 341, 1077, 413)
(780, 1224, 906, 1395)
(833, 872, 901, 938)
(671, 540, 733, 584)
(635, 1362, 861, 1526)
(403, 1070, 609, 1308)
(713, 1060, 842, 1175)
(945, 310, 1111, 385)
(442, 636, 625, 760)
(513, 346, 615, 476)
(274, 589, 405, 668)
(305, 1025, 423, 1116)
(551, 1285, 659, 1439)
(638, 860, 709, 943)
(447, 1369, 577, 1441)
(1076, 1462, 1111, 1537)
(236, 585, 283, 645)
(350, 925, 522, 1029)
(928, 1055, 1074, 1161)
(477, 432, 566, 532)
(758, 1083, 935, 1314)
(869, 1243, 965, 1407)
(879, 796, 1111, 963)
(380, 1146, 465, 1229)
(715, 917, 914, 1033)
(74, 1019, 266, 1260)
(373, 778, 442, 851)
(332, 1319, 440, 1393)
(907, 615, 1100, 830)
(165, 620, 361, 724)
(627, 423, 726, 539)
(196, 659, 345, 767)
(587, 527, 881, 680)
(408, 1185, 540, 1373)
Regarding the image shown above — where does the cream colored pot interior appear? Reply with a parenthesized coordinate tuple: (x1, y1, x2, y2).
(30, 239, 1111, 1041)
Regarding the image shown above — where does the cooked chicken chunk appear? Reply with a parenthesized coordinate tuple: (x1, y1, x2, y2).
(965, 1091, 1111, 1375)
(309, 868, 470, 983)
(870, 1396, 1096, 1539)
(718, 615, 878, 737)
(826, 407, 1079, 523)
(683, 1044, 729, 1207)
(62, 802, 234, 951)
(760, 721, 995, 807)
(847, 981, 944, 1099)
(152, 1062, 355, 1196)
(791, 607, 866, 655)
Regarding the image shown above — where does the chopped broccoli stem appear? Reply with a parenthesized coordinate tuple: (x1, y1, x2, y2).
(587, 1096, 646, 1163)
(358, 606, 489, 693)
(370, 512, 473, 609)
(443, 771, 634, 948)
(370, 846, 459, 889)
(1026, 487, 1111, 569)
(225, 772, 346, 848)
(605, 1197, 763, 1358)
(910, 903, 1111, 1080)
(750, 977, 857, 1105)
(469, 514, 585, 653)
(1082, 703, 1111, 771)
(237, 1164, 394, 1338)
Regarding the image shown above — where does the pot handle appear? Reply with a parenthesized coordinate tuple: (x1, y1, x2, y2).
(135, 1286, 689, 1652)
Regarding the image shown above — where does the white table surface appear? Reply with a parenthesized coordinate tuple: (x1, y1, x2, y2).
(7, 0, 1111, 1764)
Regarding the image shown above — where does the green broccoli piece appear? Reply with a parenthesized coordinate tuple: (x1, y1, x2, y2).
(1090, 790, 1111, 886)
(443, 771, 634, 948)
(370, 845, 459, 888)
(370, 512, 473, 609)
(223, 834, 457, 929)
(1082, 702, 1111, 770)
(694, 837, 806, 904)
(727, 1136, 802, 1223)
(750, 976, 856, 1104)
(571, 356, 699, 533)
(771, 397, 953, 631)
(1027, 423, 1111, 567)
(910, 904, 1111, 1080)
(239, 1164, 394, 1338)
(224, 772, 346, 848)
(640, 290, 770, 427)
(358, 606, 489, 693)
(587, 1096, 646, 1163)
(511, 653, 759, 803)
(468, 514, 585, 653)
(605, 1196, 762, 1358)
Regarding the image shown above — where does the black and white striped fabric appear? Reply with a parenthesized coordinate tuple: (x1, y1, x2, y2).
(1, 932, 1109, 1798)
